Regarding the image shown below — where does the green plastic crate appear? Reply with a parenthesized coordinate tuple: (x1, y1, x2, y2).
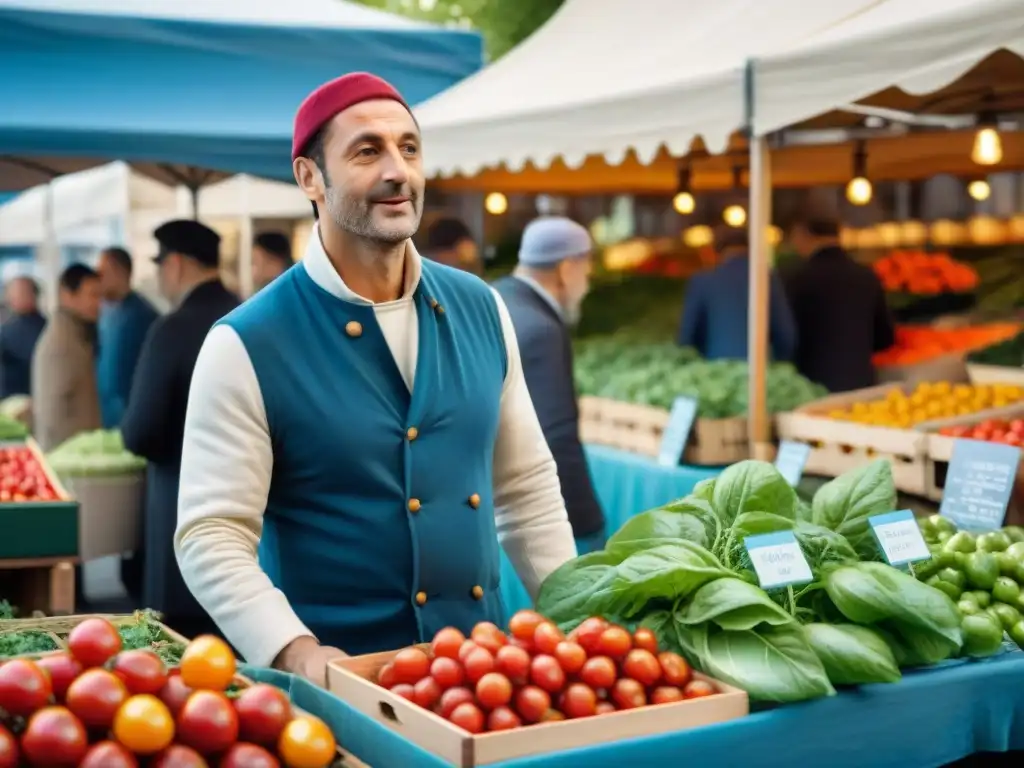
(0, 439, 79, 559)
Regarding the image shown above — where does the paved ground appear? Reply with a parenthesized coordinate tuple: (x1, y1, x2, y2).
(80, 555, 135, 613)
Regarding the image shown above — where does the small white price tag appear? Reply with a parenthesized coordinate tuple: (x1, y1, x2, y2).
(743, 531, 813, 590)
(869, 510, 931, 566)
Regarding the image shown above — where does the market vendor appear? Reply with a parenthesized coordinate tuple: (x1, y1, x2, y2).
(175, 72, 577, 686)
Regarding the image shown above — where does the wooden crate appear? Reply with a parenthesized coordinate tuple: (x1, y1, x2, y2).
(775, 384, 929, 495)
(0, 612, 190, 659)
(0, 558, 75, 617)
(877, 351, 970, 385)
(327, 650, 748, 767)
(967, 363, 1024, 386)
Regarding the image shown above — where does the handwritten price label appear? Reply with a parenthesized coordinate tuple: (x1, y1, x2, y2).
(744, 531, 813, 590)
(869, 510, 931, 566)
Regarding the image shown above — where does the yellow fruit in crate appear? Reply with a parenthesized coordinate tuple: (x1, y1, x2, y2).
(852, 402, 869, 415)
(932, 382, 952, 396)
(954, 385, 973, 400)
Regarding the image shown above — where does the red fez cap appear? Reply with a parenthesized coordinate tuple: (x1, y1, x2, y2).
(292, 72, 409, 160)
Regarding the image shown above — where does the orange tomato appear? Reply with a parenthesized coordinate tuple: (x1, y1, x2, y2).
(112, 694, 175, 754)
(179, 635, 236, 691)
(278, 716, 337, 768)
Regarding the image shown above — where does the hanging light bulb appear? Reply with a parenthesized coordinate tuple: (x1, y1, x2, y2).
(972, 124, 1003, 166)
(968, 179, 991, 201)
(845, 142, 872, 206)
(484, 192, 508, 215)
(723, 205, 746, 228)
(673, 191, 695, 215)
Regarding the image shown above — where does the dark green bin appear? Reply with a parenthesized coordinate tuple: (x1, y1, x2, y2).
(0, 500, 79, 559)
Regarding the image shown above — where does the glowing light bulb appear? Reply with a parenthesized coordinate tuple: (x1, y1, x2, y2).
(972, 127, 1003, 166)
(484, 192, 508, 215)
(845, 177, 873, 206)
(722, 205, 746, 228)
(968, 180, 991, 201)
(672, 191, 695, 215)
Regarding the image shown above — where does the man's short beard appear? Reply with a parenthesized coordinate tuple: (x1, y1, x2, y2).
(324, 184, 420, 246)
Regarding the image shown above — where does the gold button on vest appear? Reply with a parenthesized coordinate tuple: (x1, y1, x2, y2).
(345, 320, 362, 338)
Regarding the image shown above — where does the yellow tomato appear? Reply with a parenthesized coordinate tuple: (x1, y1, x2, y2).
(113, 695, 174, 755)
(179, 635, 236, 691)
(278, 716, 337, 768)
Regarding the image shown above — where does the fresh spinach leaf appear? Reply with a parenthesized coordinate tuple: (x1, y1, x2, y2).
(691, 477, 716, 504)
(793, 521, 859, 570)
(804, 623, 901, 685)
(676, 577, 794, 631)
(608, 542, 732, 616)
(712, 461, 799, 525)
(811, 460, 896, 556)
(536, 550, 624, 629)
(877, 620, 961, 667)
(607, 504, 713, 555)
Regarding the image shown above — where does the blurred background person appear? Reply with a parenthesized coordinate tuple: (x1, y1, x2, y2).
(423, 216, 482, 275)
(0, 276, 45, 399)
(252, 231, 294, 291)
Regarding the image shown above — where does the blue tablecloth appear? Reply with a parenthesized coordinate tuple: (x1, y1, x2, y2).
(500, 445, 721, 615)
(242, 649, 1024, 768)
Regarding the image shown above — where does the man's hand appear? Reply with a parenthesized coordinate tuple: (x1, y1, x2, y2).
(272, 636, 347, 688)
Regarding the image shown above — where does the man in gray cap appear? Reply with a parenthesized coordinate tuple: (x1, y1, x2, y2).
(493, 217, 606, 551)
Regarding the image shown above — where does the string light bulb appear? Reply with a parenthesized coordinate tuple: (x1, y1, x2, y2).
(972, 125, 1002, 166)
(723, 205, 746, 228)
(673, 191, 695, 215)
(846, 177, 873, 206)
(484, 192, 508, 215)
(968, 180, 991, 201)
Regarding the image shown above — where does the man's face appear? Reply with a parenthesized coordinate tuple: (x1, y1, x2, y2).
(557, 255, 593, 326)
(4, 278, 37, 314)
(788, 225, 814, 258)
(61, 277, 102, 323)
(97, 252, 127, 301)
(252, 246, 287, 290)
(156, 254, 183, 304)
(297, 99, 425, 245)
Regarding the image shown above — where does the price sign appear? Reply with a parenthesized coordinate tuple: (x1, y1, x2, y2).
(774, 440, 811, 487)
(657, 396, 698, 468)
(869, 510, 931, 566)
(940, 438, 1021, 531)
(743, 531, 813, 590)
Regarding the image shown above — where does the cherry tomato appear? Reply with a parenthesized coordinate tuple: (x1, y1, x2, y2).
(391, 648, 431, 685)
(430, 627, 466, 660)
(79, 740, 139, 768)
(234, 684, 292, 747)
(683, 679, 716, 699)
(278, 716, 336, 768)
(377, 663, 397, 689)
(514, 685, 551, 723)
(633, 628, 660, 655)
(66, 668, 128, 728)
(390, 683, 415, 701)
(597, 626, 632, 659)
(462, 646, 495, 684)
(596, 700, 616, 714)
(509, 636, 534, 653)
(658, 652, 693, 687)
(532, 622, 565, 655)
(457, 640, 480, 663)
(67, 618, 123, 668)
(471, 622, 508, 654)
(113, 694, 175, 755)
(112, 650, 168, 695)
(157, 671, 193, 716)
(437, 687, 474, 719)
(220, 742, 281, 768)
(561, 683, 598, 719)
(508, 610, 545, 641)
(429, 657, 465, 689)
(553, 641, 586, 674)
(494, 644, 530, 684)
(150, 744, 209, 767)
(448, 702, 484, 734)
(487, 705, 522, 731)
(0, 724, 18, 768)
(611, 678, 646, 709)
(180, 635, 236, 691)
(34, 653, 82, 702)
(529, 654, 566, 693)
(177, 689, 239, 754)
(21, 706, 88, 766)
(579, 656, 617, 690)
(571, 617, 608, 654)
(413, 677, 443, 710)
(540, 709, 565, 722)
(622, 649, 661, 687)
(0, 658, 52, 716)
(650, 686, 684, 705)
(475, 672, 512, 710)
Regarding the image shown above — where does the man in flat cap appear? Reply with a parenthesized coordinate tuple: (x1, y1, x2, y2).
(493, 218, 606, 553)
(251, 231, 295, 292)
(121, 220, 238, 637)
(175, 72, 576, 684)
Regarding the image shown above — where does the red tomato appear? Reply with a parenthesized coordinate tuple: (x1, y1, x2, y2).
(595, 701, 616, 715)
(430, 628, 466, 660)
(79, 741, 139, 768)
(561, 683, 598, 719)
(611, 678, 646, 710)
(413, 677, 443, 710)
(1011, 419, 1024, 435)
(553, 641, 586, 675)
(1005, 433, 1023, 447)
(509, 636, 534, 653)
(658, 652, 693, 687)
(486, 705, 522, 731)
(992, 430, 1007, 443)
(570, 617, 608, 654)
(508, 610, 545, 641)
(437, 687, 474, 719)
(529, 654, 566, 693)
(457, 640, 480, 663)
(0, 658, 52, 716)
(20, 706, 88, 767)
(149, 744, 208, 768)
(112, 650, 168, 695)
(157, 672, 193, 716)
(67, 618, 123, 668)
(390, 684, 416, 702)
(377, 663, 397, 689)
(532, 622, 565, 655)
(632, 628, 659, 655)
(622, 649, 661, 687)
(579, 656, 617, 690)
(683, 680, 716, 699)
(462, 647, 495, 684)
(220, 742, 281, 768)
(429, 657, 465, 689)
(234, 684, 292, 747)
(66, 668, 128, 728)
(597, 626, 632, 659)
(177, 690, 240, 754)
(475, 672, 512, 710)
(494, 644, 530, 684)
(540, 709, 565, 723)
(471, 622, 508, 654)
(0, 725, 17, 768)
(650, 686, 684, 705)
(449, 702, 484, 734)
(34, 653, 82, 702)
(513, 685, 551, 724)
(391, 648, 430, 685)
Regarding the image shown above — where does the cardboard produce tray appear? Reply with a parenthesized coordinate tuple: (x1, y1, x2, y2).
(327, 648, 748, 767)
(0, 439, 79, 560)
(967, 363, 1024, 386)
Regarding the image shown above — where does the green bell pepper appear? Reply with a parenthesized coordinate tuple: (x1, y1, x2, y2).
(964, 551, 1000, 590)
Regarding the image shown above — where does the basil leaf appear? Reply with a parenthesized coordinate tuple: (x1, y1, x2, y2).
(677, 577, 794, 631)
(804, 623, 901, 685)
(536, 550, 624, 630)
(712, 460, 799, 525)
(607, 542, 731, 616)
(793, 521, 859, 570)
(607, 505, 713, 555)
(877, 620, 961, 666)
(731, 511, 795, 539)
(692, 477, 716, 504)
(811, 459, 896, 556)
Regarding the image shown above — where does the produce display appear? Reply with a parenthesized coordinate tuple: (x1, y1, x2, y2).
(825, 382, 1024, 428)
(0, 417, 27, 442)
(916, 517, 1024, 656)
(0, 445, 59, 504)
(873, 250, 979, 295)
(537, 459, 968, 702)
(0, 617, 338, 767)
(373, 615, 719, 732)
(873, 324, 1020, 367)
(967, 329, 1024, 367)
(46, 430, 146, 478)
(937, 417, 1024, 447)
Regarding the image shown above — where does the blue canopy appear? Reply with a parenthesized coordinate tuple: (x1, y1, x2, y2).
(0, 0, 482, 189)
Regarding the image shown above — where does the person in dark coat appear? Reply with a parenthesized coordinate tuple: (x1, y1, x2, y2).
(492, 216, 606, 552)
(251, 232, 294, 292)
(121, 220, 239, 636)
(424, 217, 482, 275)
(678, 226, 797, 362)
(0, 276, 46, 399)
(784, 215, 896, 393)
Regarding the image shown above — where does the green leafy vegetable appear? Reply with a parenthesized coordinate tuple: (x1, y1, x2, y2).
(712, 461, 799, 525)
(608, 543, 731, 616)
(811, 460, 896, 557)
(804, 624, 901, 685)
(676, 578, 795, 631)
(606, 500, 715, 554)
(0, 631, 59, 658)
(535, 551, 624, 629)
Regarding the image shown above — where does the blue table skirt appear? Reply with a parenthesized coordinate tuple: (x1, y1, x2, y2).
(500, 445, 721, 615)
(242, 649, 1024, 768)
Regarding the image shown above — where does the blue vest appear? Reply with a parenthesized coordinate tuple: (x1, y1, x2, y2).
(221, 261, 508, 655)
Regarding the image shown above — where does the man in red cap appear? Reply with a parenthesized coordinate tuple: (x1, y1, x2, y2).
(174, 73, 577, 685)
